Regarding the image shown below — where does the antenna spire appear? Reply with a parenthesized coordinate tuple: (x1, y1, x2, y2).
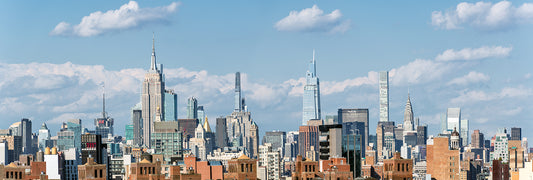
(102, 83, 106, 119)
(150, 33, 157, 71)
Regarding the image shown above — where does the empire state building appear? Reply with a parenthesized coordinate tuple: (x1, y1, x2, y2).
(141, 36, 165, 147)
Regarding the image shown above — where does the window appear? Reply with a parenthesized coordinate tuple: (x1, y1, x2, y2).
(100, 169, 103, 178)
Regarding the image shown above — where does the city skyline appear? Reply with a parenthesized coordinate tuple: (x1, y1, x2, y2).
(0, 0, 532, 140)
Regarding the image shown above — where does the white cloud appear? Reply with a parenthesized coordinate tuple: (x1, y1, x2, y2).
(50, 1, 180, 37)
(274, 5, 351, 33)
(389, 59, 451, 85)
(450, 86, 532, 104)
(432, 1, 533, 30)
(435, 46, 512, 61)
(447, 71, 490, 86)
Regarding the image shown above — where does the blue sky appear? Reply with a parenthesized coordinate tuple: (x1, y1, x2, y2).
(0, 1, 532, 141)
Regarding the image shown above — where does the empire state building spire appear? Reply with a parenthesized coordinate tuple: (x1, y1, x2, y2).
(150, 33, 157, 71)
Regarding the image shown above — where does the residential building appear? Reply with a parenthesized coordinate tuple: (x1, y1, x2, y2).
(379, 71, 389, 122)
(382, 152, 413, 180)
(471, 130, 484, 149)
(151, 121, 182, 162)
(292, 155, 321, 180)
(299, 125, 319, 160)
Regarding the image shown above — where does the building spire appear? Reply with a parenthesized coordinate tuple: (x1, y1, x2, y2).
(102, 83, 106, 119)
(150, 33, 157, 71)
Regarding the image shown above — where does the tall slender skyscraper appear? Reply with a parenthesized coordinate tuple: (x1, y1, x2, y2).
(302, 50, 321, 125)
(141, 35, 165, 147)
(187, 97, 198, 120)
(379, 71, 389, 122)
(235, 72, 242, 112)
(20, 118, 32, 154)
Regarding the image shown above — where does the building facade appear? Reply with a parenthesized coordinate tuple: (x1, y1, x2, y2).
(302, 50, 321, 125)
(379, 71, 389, 122)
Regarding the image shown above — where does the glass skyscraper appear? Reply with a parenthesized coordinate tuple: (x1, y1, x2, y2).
(379, 71, 389, 122)
(447, 108, 461, 131)
(302, 50, 321, 125)
(164, 89, 178, 121)
(187, 97, 198, 120)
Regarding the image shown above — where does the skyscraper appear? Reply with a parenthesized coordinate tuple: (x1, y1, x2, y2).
(471, 130, 484, 149)
(95, 88, 114, 138)
(38, 123, 51, 152)
(164, 89, 178, 121)
(234, 72, 243, 112)
(197, 106, 205, 124)
(302, 50, 321, 125)
(338, 108, 368, 149)
(142, 36, 165, 147)
(20, 118, 32, 154)
(379, 71, 389, 122)
(131, 103, 142, 146)
(403, 93, 414, 132)
(187, 97, 198, 120)
(446, 108, 461, 132)
(215, 117, 228, 148)
(460, 119, 469, 146)
(511, 127, 522, 140)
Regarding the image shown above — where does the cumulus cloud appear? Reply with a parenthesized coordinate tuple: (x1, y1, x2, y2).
(450, 86, 532, 104)
(274, 5, 351, 33)
(447, 71, 490, 85)
(432, 1, 533, 30)
(435, 46, 512, 61)
(50, 1, 180, 37)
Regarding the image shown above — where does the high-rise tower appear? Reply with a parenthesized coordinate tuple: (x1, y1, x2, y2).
(187, 97, 198, 120)
(234, 72, 243, 112)
(95, 85, 114, 138)
(141, 35, 165, 147)
(403, 93, 414, 132)
(302, 50, 321, 125)
(379, 71, 389, 122)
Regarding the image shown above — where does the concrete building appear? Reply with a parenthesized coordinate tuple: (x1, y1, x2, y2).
(63, 148, 80, 180)
(509, 140, 525, 171)
(491, 128, 509, 163)
(131, 103, 143, 146)
(262, 131, 286, 153)
(511, 127, 522, 141)
(318, 124, 342, 160)
(0, 134, 22, 164)
(258, 143, 281, 180)
(142, 36, 165, 148)
(379, 71, 389, 122)
(376, 121, 395, 161)
(44, 147, 62, 179)
(461, 119, 469, 147)
(302, 51, 321, 125)
(471, 130, 484, 149)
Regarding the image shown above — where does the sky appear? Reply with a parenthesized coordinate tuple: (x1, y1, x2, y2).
(0, 0, 532, 141)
